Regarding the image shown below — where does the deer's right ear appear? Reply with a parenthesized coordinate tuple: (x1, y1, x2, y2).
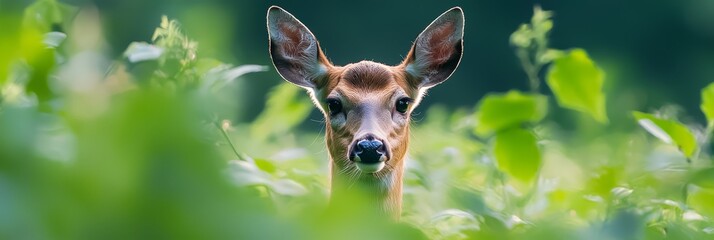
(267, 6, 331, 89)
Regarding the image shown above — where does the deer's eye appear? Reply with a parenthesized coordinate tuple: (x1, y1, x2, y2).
(396, 97, 411, 114)
(326, 98, 342, 116)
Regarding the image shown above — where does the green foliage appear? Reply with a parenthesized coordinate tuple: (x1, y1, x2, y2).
(493, 128, 541, 182)
(22, 0, 77, 32)
(1, 2, 714, 240)
(511, 7, 607, 123)
(632, 111, 697, 158)
(547, 49, 608, 122)
(700, 82, 714, 128)
(474, 90, 547, 136)
(510, 6, 562, 93)
(250, 83, 313, 141)
(691, 168, 714, 189)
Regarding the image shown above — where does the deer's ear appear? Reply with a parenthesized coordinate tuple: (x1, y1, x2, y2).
(267, 6, 331, 89)
(402, 7, 464, 89)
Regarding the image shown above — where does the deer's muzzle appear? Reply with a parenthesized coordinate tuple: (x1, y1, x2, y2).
(349, 134, 389, 173)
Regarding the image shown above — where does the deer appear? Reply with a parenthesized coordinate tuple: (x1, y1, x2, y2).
(266, 6, 464, 220)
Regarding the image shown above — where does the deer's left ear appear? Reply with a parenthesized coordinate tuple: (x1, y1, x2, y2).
(402, 7, 464, 89)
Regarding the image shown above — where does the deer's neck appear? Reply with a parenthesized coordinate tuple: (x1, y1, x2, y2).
(328, 159, 405, 219)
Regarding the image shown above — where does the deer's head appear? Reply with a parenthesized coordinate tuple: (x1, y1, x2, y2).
(267, 6, 463, 175)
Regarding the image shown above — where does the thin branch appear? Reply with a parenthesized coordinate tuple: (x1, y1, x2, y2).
(214, 121, 245, 161)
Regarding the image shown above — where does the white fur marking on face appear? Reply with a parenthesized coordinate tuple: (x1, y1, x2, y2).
(356, 162, 385, 173)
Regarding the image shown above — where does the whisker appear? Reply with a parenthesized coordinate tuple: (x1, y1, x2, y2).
(347, 166, 362, 189)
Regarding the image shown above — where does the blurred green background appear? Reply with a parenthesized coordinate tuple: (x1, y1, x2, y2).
(2, 0, 714, 239)
(89, 0, 714, 123)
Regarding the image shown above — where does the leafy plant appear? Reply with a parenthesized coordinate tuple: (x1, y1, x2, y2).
(1, 2, 713, 240)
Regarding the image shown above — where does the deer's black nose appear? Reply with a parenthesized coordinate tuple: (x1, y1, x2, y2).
(350, 136, 386, 163)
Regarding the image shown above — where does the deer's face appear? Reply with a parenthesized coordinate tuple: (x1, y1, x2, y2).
(267, 6, 464, 174)
(317, 62, 417, 173)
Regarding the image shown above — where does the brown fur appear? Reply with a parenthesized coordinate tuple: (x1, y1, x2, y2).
(317, 61, 417, 219)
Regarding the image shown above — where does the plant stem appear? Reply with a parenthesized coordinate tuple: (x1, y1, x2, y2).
(214, 121, 245, 161)
(690, 123, 714, 163)
(516, 49, 541, 93)
(497, 171, 511, 213)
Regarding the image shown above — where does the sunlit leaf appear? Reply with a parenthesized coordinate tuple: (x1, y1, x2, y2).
(228, 159, 272, 186)
(200, 64, 268, 92)
(611, 187, 633, 199)
(253, 158, 277, 174)
(632, 111, 696, 158)
(270, 179, 308, 196)
(546, 49, 607, 122)
(700, 82, 714, 127)
(493, 127, 541, 182)
(124, 42, 164, 63)
(221, 65, 268, 82)
(474, 90, 547, 137)
(682, 210, 706, 222)
(688, 186, 714, 217)
(42, 31, 66, 48)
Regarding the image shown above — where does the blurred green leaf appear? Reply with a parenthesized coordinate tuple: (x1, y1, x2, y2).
(428, 209, 480, 239)
(22, 0, 76, 32)
(474, 90, 547, 137)
(124, 42, 164, 63)
(691, 168, 714, 189)
(493, 128, 541, 182)
(228, 159, 272, 187)
(509, 6, 553, 52)
(538, 49, 565, 64)
(510, 24, 531, 48)
(546, 49, 607, 122)
(200, 64, 268, 92)
(688, 186, 714, 217)
(25, 48, 55, 103)
(250, 83, 313, 141)
(700, 82, 714, 127)
(42, 31, 66, 48)
(531, 7, 553, 34)
(611, 186, 634, 199)
(3, 2, 714, 239)
(254, 158, 277, 174)
(633, 111, 696, 158)
(270, 179, 308, 196)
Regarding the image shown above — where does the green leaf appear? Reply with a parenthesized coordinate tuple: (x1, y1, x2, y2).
(538, 49, 565, 64)
(250, 83, 313, 141)
(228, 160, 307, 196)
(632, 111, 696, 158)
(546, 49, 608, 122)
(493, 128, 541, 182)
(474, 90, 547, 137)
(23, 0, 77, 32)
(509, 24, 531, 48)
(228, 159, 272, 186)
(124, 42, 164, 63)
(688, 186, 714, 217)
(700, 82, 714, 127)
(691, 168, 714, 189)
(42, 31, 66, 48)
(269, 179, 308, 196)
